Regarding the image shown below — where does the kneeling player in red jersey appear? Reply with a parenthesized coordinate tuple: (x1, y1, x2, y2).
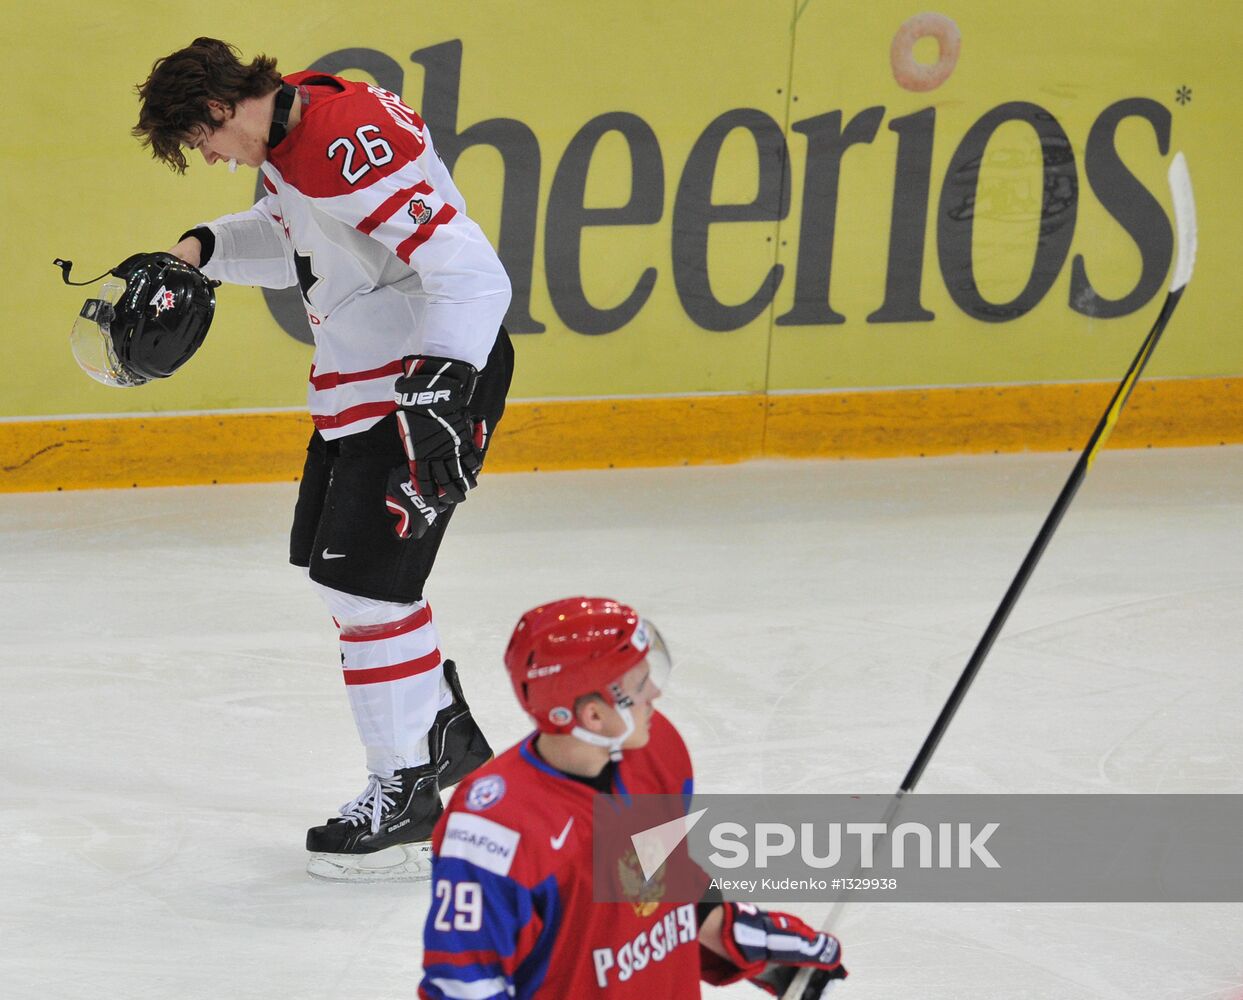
(419, 597, 848, 998)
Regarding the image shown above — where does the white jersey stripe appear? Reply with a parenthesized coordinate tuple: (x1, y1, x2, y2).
(427, 975, 515, 999)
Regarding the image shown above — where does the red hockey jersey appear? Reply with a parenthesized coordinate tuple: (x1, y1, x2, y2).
(420, 712, 702, 998)
(199, 72, 511, 439)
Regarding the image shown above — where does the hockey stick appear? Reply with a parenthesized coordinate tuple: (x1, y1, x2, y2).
(780, 151, 1197, 1000)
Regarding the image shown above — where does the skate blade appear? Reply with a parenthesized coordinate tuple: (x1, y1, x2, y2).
(306, 841, 433, 883)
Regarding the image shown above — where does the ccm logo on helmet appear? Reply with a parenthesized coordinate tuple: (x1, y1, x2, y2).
(396, 389, 453, 407)
(527, 663, 562, 679)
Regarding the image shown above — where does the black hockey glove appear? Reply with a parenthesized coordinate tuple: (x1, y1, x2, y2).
(384, 355, 485, 540)
(384, 467, 452, 541)
(700, 903, 846, 997)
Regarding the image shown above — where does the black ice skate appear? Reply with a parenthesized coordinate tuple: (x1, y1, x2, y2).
(430, 659, 494, 788)
(305, 763, 442, 882)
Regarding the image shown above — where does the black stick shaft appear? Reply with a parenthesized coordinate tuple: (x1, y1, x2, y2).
(781, 289, 1186, 1000)
(899, 287, 1185, 794)
(784, 152, 1193, 999)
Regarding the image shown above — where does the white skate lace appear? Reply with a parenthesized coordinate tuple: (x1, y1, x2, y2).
(337, 773, 403, 834)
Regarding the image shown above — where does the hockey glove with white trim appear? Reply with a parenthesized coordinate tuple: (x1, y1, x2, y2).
(700, 902, 846, 997)
(385, 355, 485, 540)
(384, 468, 451, 541)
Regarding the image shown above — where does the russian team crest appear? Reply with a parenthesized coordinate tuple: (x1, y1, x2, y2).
(466, 774, 506, 812)
(616, 848, 665, 917)
(408, 198, 433, 225)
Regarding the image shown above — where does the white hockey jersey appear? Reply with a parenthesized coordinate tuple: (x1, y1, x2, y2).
(199, 72, 512, 439)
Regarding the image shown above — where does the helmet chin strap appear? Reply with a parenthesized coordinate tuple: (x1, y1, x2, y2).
(52, 258, 114, 287)
(571, 704, 636, 762)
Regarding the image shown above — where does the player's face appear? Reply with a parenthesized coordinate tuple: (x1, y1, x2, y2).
(184, 102, 267, 169)
(615, 660, 662, 749)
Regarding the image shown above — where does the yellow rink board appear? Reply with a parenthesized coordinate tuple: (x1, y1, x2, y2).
(9, 2, 1242, 422)
(2, 378, 1238, 493)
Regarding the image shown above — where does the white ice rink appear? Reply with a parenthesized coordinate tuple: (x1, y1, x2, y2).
(3, 446, 1242, 999)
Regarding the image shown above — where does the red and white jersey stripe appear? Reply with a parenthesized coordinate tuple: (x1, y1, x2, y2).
(198, 72, 511, 440)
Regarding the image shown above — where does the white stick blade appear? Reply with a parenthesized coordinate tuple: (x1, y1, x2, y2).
(1168, 151, 1197, 291)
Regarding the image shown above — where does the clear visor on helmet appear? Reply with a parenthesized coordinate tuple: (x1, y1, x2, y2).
(70, 281, 141, 387)
(611, 619, 673, 708)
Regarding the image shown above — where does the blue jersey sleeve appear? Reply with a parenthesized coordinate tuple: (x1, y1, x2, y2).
(420, 812, 563, 1000)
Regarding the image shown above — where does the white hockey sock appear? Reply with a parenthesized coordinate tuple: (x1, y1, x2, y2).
(311, 581, 446, 775)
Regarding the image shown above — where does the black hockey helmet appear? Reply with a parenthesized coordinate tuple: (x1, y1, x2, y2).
(61, 252, 218, 387)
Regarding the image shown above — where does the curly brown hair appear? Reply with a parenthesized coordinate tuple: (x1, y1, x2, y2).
(133, 37, 282, 173)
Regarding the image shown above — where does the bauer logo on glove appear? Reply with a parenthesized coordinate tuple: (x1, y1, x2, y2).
(384, 354, 489, 540)
(53, 252, 218, 387)
(385, 471, 447, 541)
(397, 388, 454, 407)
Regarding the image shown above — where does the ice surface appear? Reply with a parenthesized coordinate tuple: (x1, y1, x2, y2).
(3, 447, 1241, 999)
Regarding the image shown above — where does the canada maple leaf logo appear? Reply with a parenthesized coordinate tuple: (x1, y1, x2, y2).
(408, 198, 433, 225)
(150, 285, 176, 315)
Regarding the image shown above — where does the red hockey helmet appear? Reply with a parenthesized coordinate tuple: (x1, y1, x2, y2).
(504, 597, 671, 735)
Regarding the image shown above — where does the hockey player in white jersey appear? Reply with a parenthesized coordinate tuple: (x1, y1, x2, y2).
(130, 37, 514, 880)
